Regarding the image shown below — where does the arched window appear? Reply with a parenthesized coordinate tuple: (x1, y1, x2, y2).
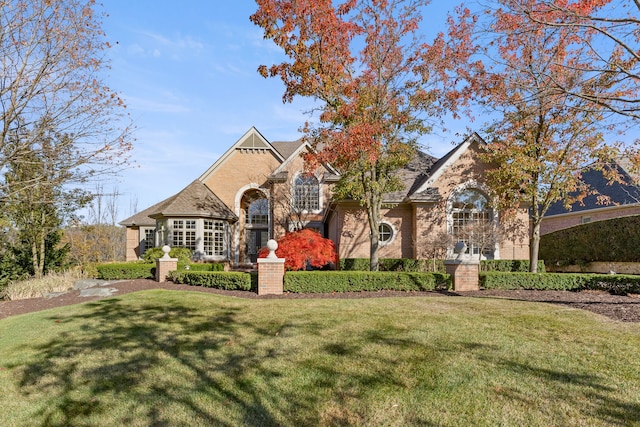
(450, 188, 494, 257)
(293, 174, 320, 211)
(246, 197, 269, 225)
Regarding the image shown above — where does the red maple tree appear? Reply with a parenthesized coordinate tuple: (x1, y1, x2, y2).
(258, 229, 337, 271)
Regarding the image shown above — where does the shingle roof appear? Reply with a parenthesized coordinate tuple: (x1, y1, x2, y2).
(383, 149, 438, 202)
(119, 180, 237, 226)
(149, 180, 237, 220)
(272, 139, 305, 160)
(546, 163, 640, 216)
(119, 199, 166, 227)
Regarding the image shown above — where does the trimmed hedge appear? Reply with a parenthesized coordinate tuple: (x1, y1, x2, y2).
(95, 261, 224, 280)
(540, 215, 640, 264)
(339, 258, 443, 272)
(96, 263, 155, 280)
(141, 247, 193, 263)
(340, 258, 543, 273)
(182, 263, 226, 272)
(480, 272, 640, 294)
(169, 271, 252, 290)
(284, 271, 450, 293)
(480, 260, 545, 273)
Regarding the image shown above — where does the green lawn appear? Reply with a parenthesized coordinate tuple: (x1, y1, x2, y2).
(1, 290, 639, 426)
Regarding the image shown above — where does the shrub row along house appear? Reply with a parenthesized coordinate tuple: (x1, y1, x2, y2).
(120, 127, 531, 265)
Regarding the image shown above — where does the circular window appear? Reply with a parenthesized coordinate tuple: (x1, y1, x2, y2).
(378, 222, 394, 244)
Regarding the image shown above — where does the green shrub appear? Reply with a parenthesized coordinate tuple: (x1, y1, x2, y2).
(178, 262, 225, 272)
(540, 215, 640, 264)
(284, 271, 450, 293)
(583, 275, 640, 295)
(96, 263, 155, 280)
(480, 272, 640, 294)
(82, 262, 100, 279)
(480, 260, 545, 273)
(340, 258, 445, 272)
(141, 247, 193, 263)
(340, 258, 540, 273)
(168, 271, 252, 290)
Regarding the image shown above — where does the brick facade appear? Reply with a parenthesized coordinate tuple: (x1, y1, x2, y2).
(122, 129, 533, 265)
(125, 227, 141, 262)
(445, 260, 480, 291)
(257, 258, 285, 295)
(156, 257, 178, 282)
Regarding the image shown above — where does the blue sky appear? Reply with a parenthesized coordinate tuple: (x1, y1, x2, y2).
(99, 1, 470, 222)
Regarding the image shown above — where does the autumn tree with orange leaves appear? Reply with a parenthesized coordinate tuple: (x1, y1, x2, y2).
(512, 0, 640, 120)
(251, 0, 467, 271)
(447, 0, 631, 271)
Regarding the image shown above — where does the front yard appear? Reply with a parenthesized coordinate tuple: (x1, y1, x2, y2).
(1, 290, 639, 426)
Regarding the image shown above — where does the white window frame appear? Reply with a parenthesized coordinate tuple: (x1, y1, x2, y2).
(293, 173, 321, 213)
(446, 183, 497, 259)
(378, 221, 396, 246)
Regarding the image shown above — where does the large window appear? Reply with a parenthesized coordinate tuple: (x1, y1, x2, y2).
(293, 174, 319, 211)
(204, 220, 225, 256)
(142, 228, 155, 253)
(246, 198, 269, 225)
(450, 188, 493, 256)
(172, 219, 196, 250)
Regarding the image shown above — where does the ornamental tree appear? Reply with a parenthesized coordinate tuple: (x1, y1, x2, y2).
(251, 0, 468, 270)
(258, 229, 337, 271)
(448, 0, 626, 271)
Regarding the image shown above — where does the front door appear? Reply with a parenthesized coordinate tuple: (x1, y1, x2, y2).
(247, 229, 268, 263)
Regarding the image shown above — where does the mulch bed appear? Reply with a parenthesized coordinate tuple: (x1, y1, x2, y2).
(1, 279, 640, 322)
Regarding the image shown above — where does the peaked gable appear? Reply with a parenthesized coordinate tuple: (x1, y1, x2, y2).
(198, 127, 285, 184)
(409, 133, 487, 197)
(270, 139, 341, 178)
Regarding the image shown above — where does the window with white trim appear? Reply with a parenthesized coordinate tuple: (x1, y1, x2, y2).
(379, 222, 394, 245)
(293, 174, 319, 211)
(450, 188, 493, 256)
(172, 219, 197, 250)
(246, 198, 269, 225)
(204, 220, 225, 256)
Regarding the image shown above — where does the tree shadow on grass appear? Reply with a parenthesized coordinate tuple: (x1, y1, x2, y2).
(7, 294, 446, 426)
(465, 342, 640, 424)
(11, 296, 284, 426)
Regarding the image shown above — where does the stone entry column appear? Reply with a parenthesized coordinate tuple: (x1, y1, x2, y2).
(156, 245, 178, 283)
(257, 239, 285, 295)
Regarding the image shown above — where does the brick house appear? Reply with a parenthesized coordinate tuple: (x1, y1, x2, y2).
(120, 127, 530, 264)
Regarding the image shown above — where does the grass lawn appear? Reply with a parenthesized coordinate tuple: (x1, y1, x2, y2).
(1, 290, 639, 426)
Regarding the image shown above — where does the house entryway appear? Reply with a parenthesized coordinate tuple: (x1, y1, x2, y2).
(247, 229, 268, 263)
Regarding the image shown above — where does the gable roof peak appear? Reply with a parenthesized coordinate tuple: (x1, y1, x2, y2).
(408, 131, 487, 197)
(198, 127, 285, 183)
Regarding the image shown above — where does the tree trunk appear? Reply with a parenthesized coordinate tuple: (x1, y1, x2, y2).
(368, 211, 380, 272)
(529, 221, 541, 273)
